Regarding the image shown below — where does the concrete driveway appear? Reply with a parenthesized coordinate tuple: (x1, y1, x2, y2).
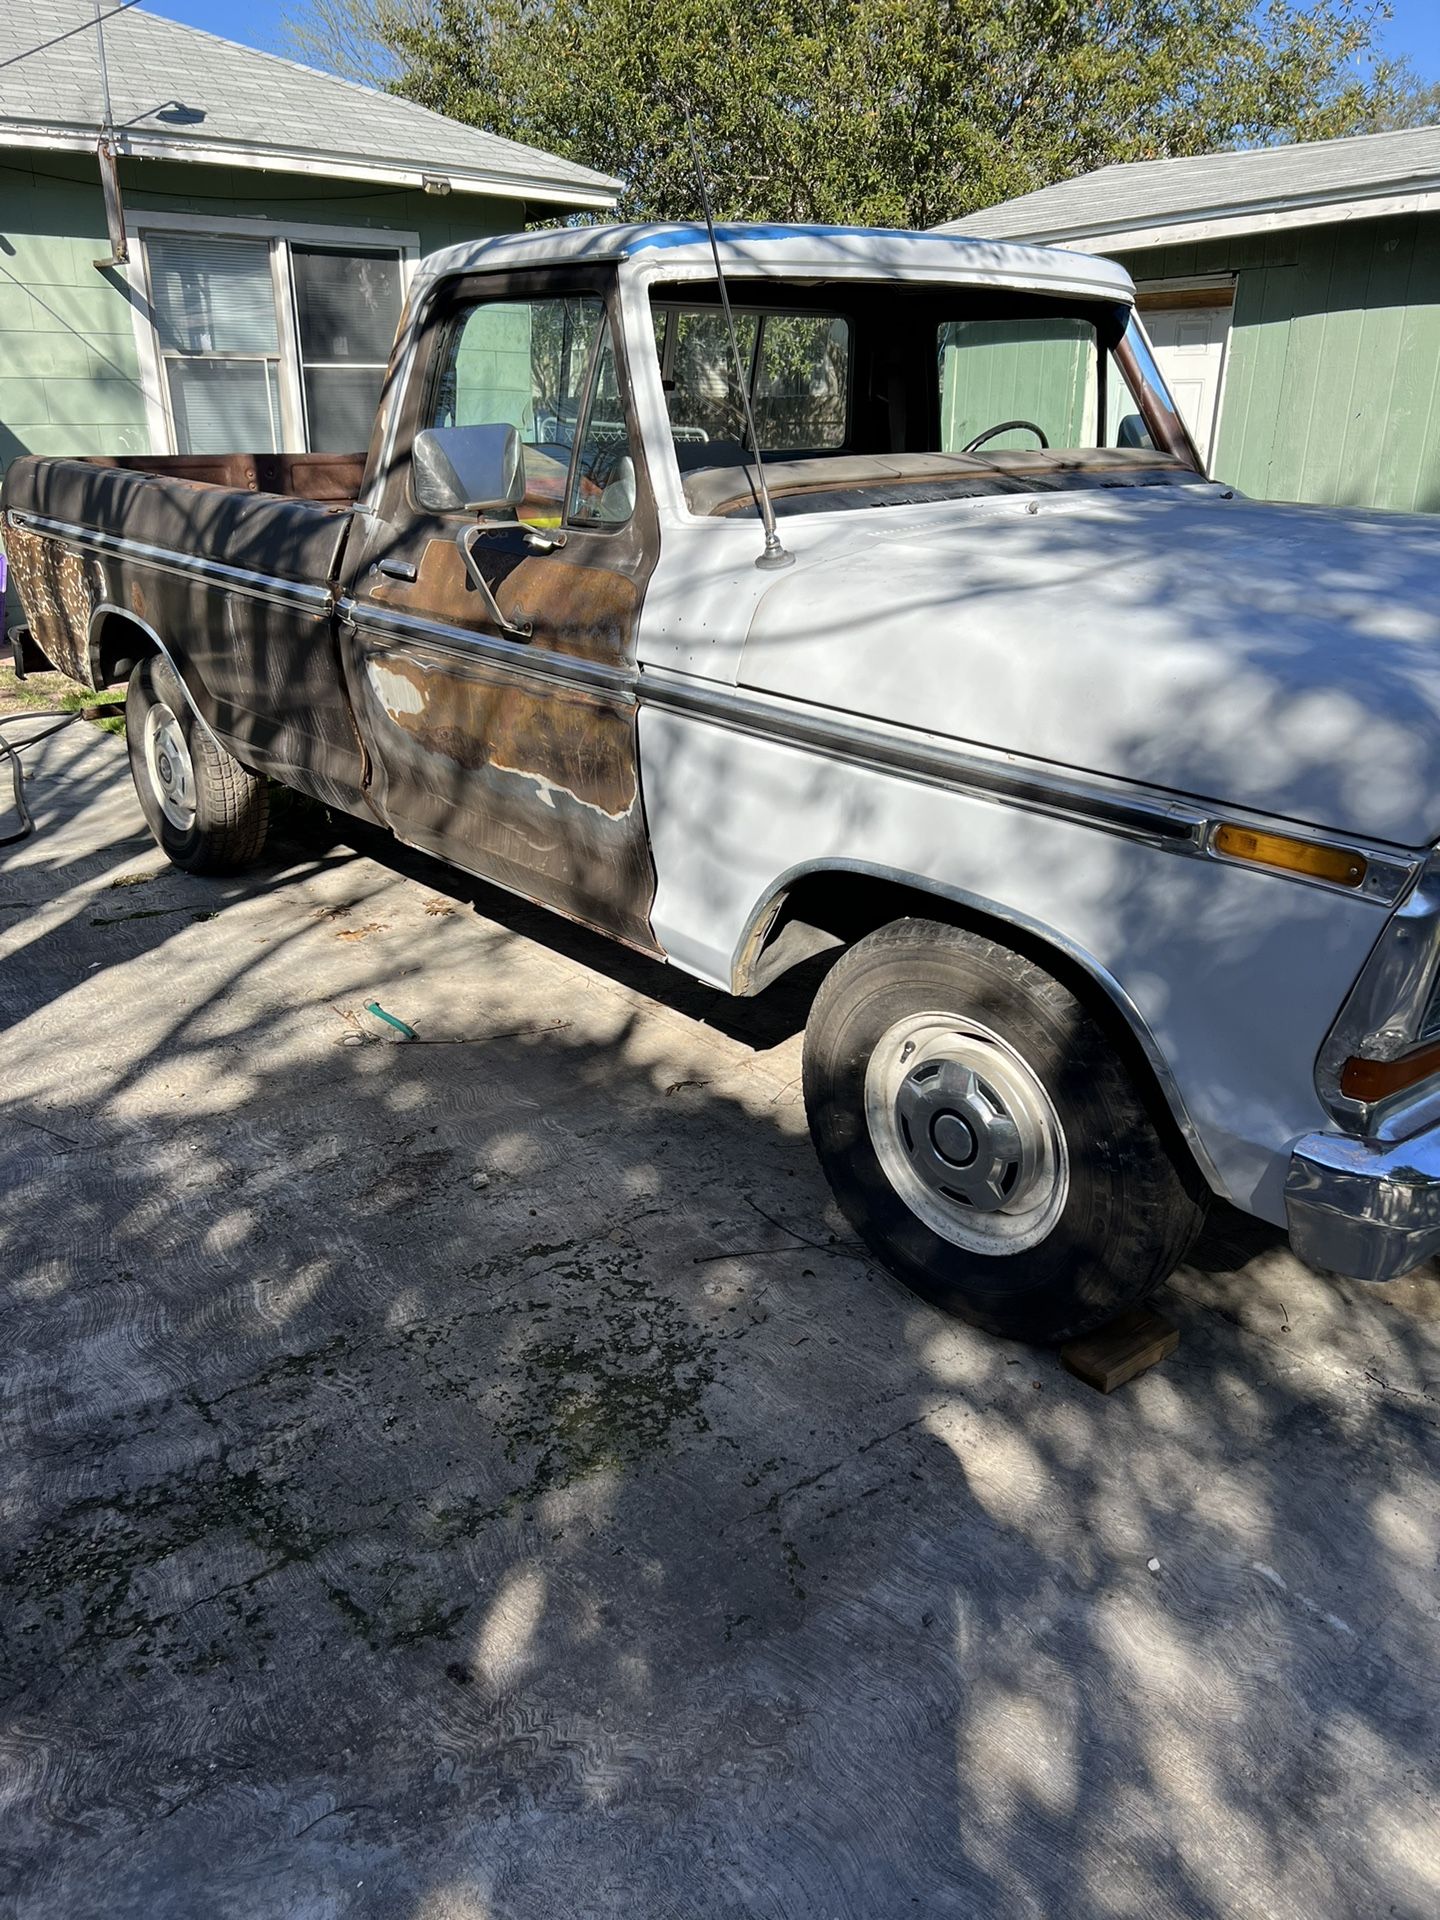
(2, 722, 1437, 1920)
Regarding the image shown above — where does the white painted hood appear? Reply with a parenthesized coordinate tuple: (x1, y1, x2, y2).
(737, 485, 1440, 848)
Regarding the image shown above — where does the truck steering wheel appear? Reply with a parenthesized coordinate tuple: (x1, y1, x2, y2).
(962, 419, 1050, 452)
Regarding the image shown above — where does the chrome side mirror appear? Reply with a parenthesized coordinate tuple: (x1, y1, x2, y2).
(413, 423, 524, 514)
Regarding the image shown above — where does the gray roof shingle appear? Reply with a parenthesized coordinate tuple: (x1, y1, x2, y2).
(936, 124, 1440, 244)
(0, 0, 621, 204)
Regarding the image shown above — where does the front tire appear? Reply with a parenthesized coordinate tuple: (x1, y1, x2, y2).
(803, 918, 1206, 1343)
(125, 656, 269, 874)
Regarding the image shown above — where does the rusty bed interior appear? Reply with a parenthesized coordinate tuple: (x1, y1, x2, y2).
(86, 451, 367, 507)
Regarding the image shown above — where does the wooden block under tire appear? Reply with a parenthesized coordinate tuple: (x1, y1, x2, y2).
(1061, 1307, 1179, 1393)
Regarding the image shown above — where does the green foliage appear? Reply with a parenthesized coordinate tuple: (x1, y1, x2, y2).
(1352, 71, 1440, 132)
(296, 0, 1413, 228)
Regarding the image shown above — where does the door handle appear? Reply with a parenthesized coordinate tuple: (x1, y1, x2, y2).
(374, 558, 417, 582)
(456, 524, 532, 639)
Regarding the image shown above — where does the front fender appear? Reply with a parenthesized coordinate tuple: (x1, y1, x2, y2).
(636, 702, 1390, 1225)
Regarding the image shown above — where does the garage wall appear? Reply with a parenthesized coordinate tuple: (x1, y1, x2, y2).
(1114, 212, 1440, 514)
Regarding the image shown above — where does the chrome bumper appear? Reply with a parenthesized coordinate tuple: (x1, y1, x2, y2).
(1286, 1123, 1440, 1282)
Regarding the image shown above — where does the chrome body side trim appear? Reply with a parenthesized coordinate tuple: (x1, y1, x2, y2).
(1286, 1121, 1440, 1282)
(7, 510, 334, 617)
(343, 601, 636, 702)
(339, 623, 1420, 899)
(14, 503, 1420, 904)
(640, 669, 1421, 904)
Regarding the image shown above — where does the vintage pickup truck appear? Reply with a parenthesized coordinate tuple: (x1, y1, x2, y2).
(8, 222, 1440, 1342)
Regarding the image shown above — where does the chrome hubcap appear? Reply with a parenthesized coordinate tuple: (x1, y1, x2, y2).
(865, 1012, 1069, 1256)
(143, 702, 196, 832)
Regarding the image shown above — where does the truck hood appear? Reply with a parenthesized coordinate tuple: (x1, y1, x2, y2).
(737, 485, 1440, 849)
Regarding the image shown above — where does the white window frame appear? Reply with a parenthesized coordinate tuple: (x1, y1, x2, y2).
(126, 210, 421, 457)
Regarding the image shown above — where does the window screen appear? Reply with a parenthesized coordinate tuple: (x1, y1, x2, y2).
(291, 245, 402, 453)
(148, 234, 279, 357)
(147, 233, 283, 454)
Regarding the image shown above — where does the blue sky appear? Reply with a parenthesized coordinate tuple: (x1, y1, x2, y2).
(145, 0, 1440, 82)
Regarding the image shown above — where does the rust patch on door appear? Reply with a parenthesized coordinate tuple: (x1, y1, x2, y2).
(369, 535, 637, 665)
(354, 522, 657, 946)
(367, 648, 636, 815)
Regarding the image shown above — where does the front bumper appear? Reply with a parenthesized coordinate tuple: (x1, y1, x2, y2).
(1286, 1123, 1440, 1282)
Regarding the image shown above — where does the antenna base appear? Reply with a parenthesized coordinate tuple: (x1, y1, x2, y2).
(755, 542, 796, 571)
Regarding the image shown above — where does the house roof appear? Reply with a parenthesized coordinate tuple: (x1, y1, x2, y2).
(935, 124, 1440, 253)
(0, 0, 621, 208)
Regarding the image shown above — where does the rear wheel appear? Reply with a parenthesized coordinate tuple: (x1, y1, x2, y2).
(125, 656, 268, 874)
(802, 918, 1206, 1343)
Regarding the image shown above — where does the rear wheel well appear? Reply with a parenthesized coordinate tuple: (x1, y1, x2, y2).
(744, 869, 1205, 1186)
(91, 612, 158, 689)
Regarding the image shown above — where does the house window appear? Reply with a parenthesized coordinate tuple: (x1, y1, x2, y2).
(291, 245, 403, 452)
(143, 230, 405, 456)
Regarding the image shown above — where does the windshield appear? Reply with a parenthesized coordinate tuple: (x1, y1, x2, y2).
(648, 280, 1195, 517)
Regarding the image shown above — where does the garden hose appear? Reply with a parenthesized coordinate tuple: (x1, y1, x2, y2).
(0, 710, 85, 848)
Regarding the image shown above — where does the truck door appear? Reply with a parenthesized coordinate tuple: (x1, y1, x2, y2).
(340, 272, 659, 952)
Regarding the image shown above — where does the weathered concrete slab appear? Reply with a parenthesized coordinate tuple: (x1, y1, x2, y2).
(2, 725, 1437, 1920)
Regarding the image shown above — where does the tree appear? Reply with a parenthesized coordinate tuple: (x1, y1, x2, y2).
(288, 0, 1414, 227)
(1352, 70, 1440, 131)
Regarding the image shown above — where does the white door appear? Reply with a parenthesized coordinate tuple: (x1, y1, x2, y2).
(1142, 304, 1232, 470)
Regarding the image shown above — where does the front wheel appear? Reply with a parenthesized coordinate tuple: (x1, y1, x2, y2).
(125, 655, 269, 874)
(802, 918, 1207, 1343)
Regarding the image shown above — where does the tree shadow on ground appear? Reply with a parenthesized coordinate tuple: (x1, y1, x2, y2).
(1, 733, 1437, 1920)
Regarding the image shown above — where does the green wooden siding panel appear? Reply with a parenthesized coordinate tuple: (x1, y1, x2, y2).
(1263, 229, 1338, 502)
(1212, 264, 1297, 486)
(0, 150, 514, 478)
(1378, 226, 1440, 513)
(940, 320, 1092, 451)
(1117, 213, 1440, 512)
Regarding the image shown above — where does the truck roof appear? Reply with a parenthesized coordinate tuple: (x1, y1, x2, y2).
(412, 222, 1136, 302)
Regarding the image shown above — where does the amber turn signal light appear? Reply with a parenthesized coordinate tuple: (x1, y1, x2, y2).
(1340, 1039, 1440, 1103)
(1212, 823, 1367, 888)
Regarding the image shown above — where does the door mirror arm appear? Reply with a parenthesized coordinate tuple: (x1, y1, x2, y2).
(456, 523, 533, 640)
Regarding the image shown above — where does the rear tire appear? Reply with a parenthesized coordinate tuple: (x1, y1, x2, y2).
(802, 918, 1206, 1343)
(125, 656, 269, 874)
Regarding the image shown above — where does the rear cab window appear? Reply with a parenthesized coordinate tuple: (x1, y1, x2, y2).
(652, 303, 851, 462)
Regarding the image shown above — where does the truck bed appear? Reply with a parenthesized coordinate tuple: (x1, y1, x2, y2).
(2, 452, 357, 689)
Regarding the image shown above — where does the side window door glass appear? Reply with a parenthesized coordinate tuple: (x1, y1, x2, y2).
(568, 320, 636, 527)
(421, 294, 636, 530)
(424, 294, 603, 523)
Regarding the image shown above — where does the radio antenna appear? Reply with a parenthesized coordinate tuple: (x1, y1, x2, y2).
(675, 98, 793, 570)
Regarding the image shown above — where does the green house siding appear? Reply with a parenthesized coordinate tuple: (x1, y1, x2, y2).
(939, 319, 1093, 452)
(0, 150, 515, 473)
(1114, 214, 1440, 514)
